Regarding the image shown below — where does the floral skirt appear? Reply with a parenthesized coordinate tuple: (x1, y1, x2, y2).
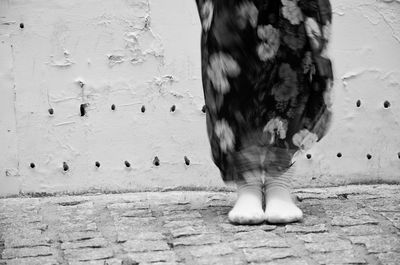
(195, 0, 334, 183)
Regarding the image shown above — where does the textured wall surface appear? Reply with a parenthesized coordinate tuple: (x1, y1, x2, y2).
(0, 0, 399, 196)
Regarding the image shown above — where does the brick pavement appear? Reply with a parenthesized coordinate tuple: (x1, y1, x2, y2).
(0, 184, 399, 265)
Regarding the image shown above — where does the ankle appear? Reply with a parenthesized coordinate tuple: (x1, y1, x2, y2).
(265, 186, 292, 202)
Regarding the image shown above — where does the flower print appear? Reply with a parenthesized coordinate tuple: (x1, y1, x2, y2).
(322, 22, 331, 42)
(256, 25, 280, 61)
(257, 43, 276, 61)
(302, 51, 316, 81)
(302, 51, 312, 73)
(263, 117, 289, 144)
(271, 63, 299, 101)
(320, 22, 332, 59)
(236, 1, 259, 29)
(214, 119, 235, 152)
(257, 25, 280, 42)
(281, 0, 303, 25)
(292, 128, 318, 150)
(323, 78, 334, 110)
(282, 21, 306, 51)
(305, 17, 322, 50)
(201, 0, 214, 31)
(207, 52, 241, 94)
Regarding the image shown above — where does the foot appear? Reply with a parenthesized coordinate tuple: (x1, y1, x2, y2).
(264, 188, 303, 224)
(228, 191, 265, 225)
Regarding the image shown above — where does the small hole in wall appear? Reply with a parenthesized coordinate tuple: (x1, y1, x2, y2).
(170, 105, 176, 112)
(63, 162, 69, 171)
(398, 152, 400, 159)
(95, 161, 101, 168)
(337, 152, 342, 158)
(111, 104, 116, 111)
(383, 100, 391, 108)
(141, 105, 146, 113)
(356, 100, 361, 108)
(48, 108, 54, 115)
(184, 156, 190, 165)
(306, 154, 312, 159)
(153, 156, 160, 166)
(80, 104, 87, 116)
(201, 105, 206, 113)
(124, 160, 131, 168)
(19, 23, 24, 29)
(366, 154, 372, 160)
(30, 162, 35, 169)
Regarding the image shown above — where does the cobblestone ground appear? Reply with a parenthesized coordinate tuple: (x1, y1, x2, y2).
(0, 184, 399, 265)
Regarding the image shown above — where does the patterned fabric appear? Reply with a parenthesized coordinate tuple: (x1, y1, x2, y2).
(195, 0, 333, 183)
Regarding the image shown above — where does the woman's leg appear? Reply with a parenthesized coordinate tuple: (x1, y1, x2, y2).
(228, 169, 264, 224)
(261, 147, 303, 224)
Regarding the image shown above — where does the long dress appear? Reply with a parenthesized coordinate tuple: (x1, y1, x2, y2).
(195, 0, 334, 183)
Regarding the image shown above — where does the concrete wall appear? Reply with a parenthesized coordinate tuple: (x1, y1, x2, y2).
(1, 0, 400, 196)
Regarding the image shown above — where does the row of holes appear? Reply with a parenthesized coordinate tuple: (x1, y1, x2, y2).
(306, 153, 397, 159)
(47, 99, 393, 116)
(48, 104, 206, 116)
(356, 100, 392, 108)
(29, 156, 189, 171)
(28, 152, 400, 170)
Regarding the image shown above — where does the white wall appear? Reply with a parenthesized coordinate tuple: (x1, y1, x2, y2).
(1, 0, 399, 196)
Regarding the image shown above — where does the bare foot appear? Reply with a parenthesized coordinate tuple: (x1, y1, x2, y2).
(264, 188, 303, 224)
(228, 192, 265, 225)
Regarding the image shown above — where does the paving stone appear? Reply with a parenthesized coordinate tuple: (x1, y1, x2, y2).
(375, 252, 400, 265)
(243, 248, 297, 263)
(126, 250, 177, 263)
(4, 236, 53, 248)
(219, 223, 276, 233)
(64, 248, 114, 261)
(69, 260, 111, 265)
(123, 240, 170, 252)
(366, 199, 400, 212)
(170, 226, 206, 238)
(296, 232, 341, 243)
(195, 255, 243, 265)
(188, 244, 233, 258)
(331, 215, 379, 226)
(2, 228, 44, 238)
(232, 231, 289, 249)
(59, 231, 103, 242)
(172, 233, 222, 247)
(311, 250, 366, 264)
(163, 219, 204, 229)
(349, 235, 400, 253)
(300, 215, 325, 226)
(57, 221, 98, 232)
(232, 230, 278, 240)
(115, 217, 157, 226)
(1, 246, 54, 259)
(107, 202, 150, 211)
(61, 237, 108, 249)
(305, 240, 353, 253)
(339, 224, 385, 236)
(119, 209, 153, 218)
(379, 212, 400, 229)
(117, 231, 165, 243)
(162, 211, 202, 220)
(295, 193, 331, 200)
(285, 224, 328, 233)
(0, 256, 59, 265)
(263, 258, 310, 265)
